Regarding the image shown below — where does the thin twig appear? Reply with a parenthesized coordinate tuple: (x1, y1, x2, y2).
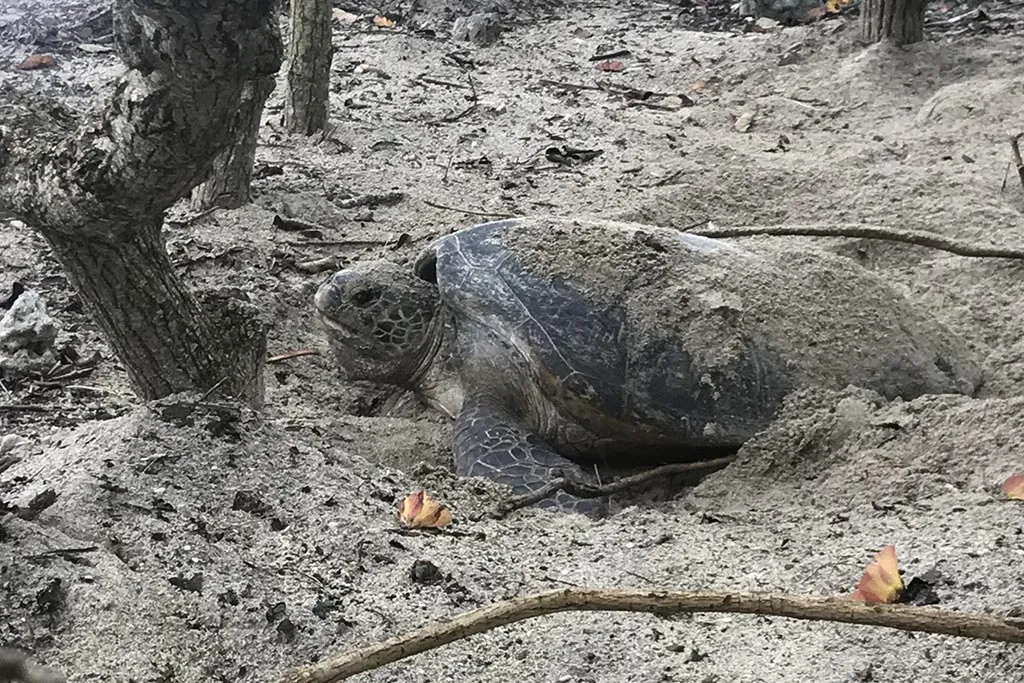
(1009, 133, 1024, 195)
(275, 588, 1024, 683)
(197, 377, 227, 403)
(494, 457, 735, 517)
(0, 404, 47, 412)
(589, 48, 632, 62)
(422, 200, 517, 219)
(416, 76, 471, 90)
(267, 349, 320, 364)
(286, 240, 387, 248)
(689, 224, 1024, 260)
(440, 104, 477, 124)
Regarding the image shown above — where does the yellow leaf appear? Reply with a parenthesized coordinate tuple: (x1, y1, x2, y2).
(850, 544, 903, 603)
(824, 0, 852, 11)
(1001, 474, 1024, 500)
(373, 15, 395, 28)
(398, 491, 452, 529)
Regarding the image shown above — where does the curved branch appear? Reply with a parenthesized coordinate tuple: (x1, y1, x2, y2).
(276, 588, 1024, 683)
(0, 0, 283, 238)
(688, 224, 1024, 260)
(493, 457, 736, 517)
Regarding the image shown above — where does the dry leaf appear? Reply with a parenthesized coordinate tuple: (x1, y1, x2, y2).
(692, 80, 707, 92)
(332, 8, 360, 23)
(373, 15, 396, 28)
(398, 491, 452, 529)
(851, 544, 903, 603)
(595, 60, 624, 72)
(15, 54, 56, 71)
(734, 110, 755, 132)
(824, 0, 853, 11)
(1001, 474, 1024, 500)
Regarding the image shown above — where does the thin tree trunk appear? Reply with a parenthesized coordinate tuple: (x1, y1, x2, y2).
(190, 79, 274, 211)
(860, 0, 925, 45)
(45, 225, 266, 406)
(0, 0, 283, 407)
(285, 0, 332, 134)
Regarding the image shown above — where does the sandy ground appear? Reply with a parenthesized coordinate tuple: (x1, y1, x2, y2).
(1, 1, 1024, 682)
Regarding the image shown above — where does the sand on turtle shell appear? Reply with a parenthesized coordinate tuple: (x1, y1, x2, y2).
(499, 216, 980, 399)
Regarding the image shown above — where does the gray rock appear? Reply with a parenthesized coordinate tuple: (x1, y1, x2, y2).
(0, 289, 59, 375)
(451, 12, 502, 46)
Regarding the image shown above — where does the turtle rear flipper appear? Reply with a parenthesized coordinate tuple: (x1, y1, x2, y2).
(454, 395, 607, 517)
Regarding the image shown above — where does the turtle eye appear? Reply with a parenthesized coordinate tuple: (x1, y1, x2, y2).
(350, 288, 380, 307)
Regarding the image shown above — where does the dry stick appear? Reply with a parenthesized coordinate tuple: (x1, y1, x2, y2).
(688, 224, 1024, 260)
(276, 588, 1024, 683)
(422, 199, 518, 219)
(1009, 132, 1024, 194)
(273, 215, 326, 233)
(494, 456, 735, 517)
(267, 349, 320, 364)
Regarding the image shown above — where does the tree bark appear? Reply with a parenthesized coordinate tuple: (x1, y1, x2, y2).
(190, 79, 274, 211)
(860, 0, 925, 45)
(284, 0, 332, 134)
(0, 0, 283, 407)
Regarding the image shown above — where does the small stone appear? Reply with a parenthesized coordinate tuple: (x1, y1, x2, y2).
(755, 16, 779, 29)
(266, 601, 287, 622)
(409, 558, 444, 584)
(276, 618, 297, 642)
(451, 12, 502, 46)
(231, 490, 270, 515)
(169, 572, 204, 594)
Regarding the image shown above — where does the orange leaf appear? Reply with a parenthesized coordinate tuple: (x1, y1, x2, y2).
(595, 60, 624, 72)
(373, 15, 395, 28)
(397, 491, 452, 529)
(1001, 474, 1024, 500)
(850, 544, 903, 603)
(15, 54, 56, 71)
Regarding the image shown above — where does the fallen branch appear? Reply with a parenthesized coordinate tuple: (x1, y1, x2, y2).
(295, 255, 343, 274)
(688, 224, 1024, 260)
(494, 457, 735, 518)
(276, 587, 1024, 683)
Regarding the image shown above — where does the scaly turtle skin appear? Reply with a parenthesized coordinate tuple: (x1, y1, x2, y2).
(314, 217, 981, 515)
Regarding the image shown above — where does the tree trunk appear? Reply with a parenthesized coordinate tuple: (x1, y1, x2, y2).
(284, 0, 332, 134)
(0, 0, 283, 408)
(860, 0, 925, 45)
(190, 79, 274, 212)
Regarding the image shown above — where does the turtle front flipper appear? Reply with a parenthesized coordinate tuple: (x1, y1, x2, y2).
(454, 396, 607, 517)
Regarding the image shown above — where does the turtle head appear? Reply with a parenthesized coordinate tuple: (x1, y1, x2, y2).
(314, 260, 440, 384)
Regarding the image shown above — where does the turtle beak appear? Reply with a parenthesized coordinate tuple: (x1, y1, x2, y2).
(314, 280, 339, 315)
(315, 271, 349, 317)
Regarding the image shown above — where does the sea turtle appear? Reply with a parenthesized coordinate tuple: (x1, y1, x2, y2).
(314, 217, 981, 514)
